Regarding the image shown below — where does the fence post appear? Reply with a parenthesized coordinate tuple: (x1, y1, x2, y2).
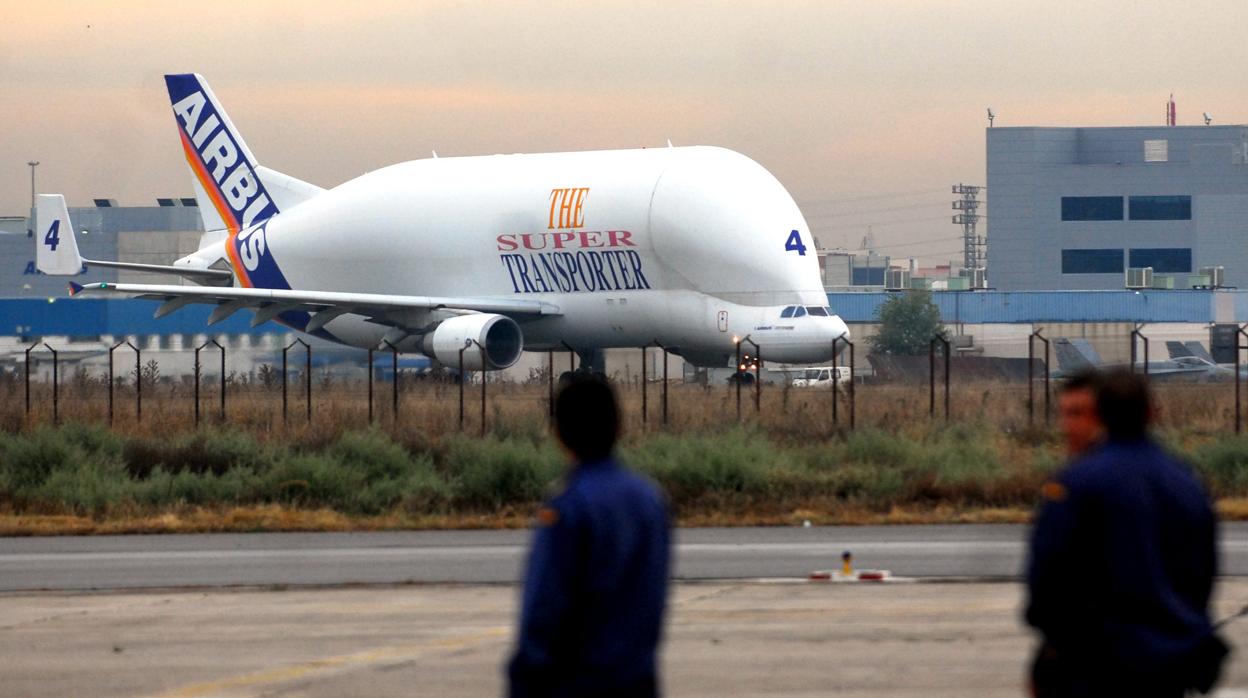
(1028, 329, 1051, 426)
(547, 351, 555, 422)
(49, 344, 58, 424)
(381, 340, 399, 424)
(741, 337, 761, 414)
(1130, 326, 1150, 376)
(848, 339, 856, 430)
(282, 338, 311, 425)
(735, 338, 742, 420)
(23, 342, 58, 421)
(134, 345, 141, 421)
(477, 341, 487, 437)
(24, 343, 33, 416)
(930, 335, 950, 420)
(641, 345, 648, 425)
(108, 341, 140, 425)
(194, 340, 224, 426)
(194, 345, 201, 426)
(662, 343, 670, 426)
(458, 344, 467, 432)
(1238, 327, 1248, 434)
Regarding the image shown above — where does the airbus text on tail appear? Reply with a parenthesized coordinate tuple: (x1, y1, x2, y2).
(35, 194, 84, 275)
(165, 73, 280, 234)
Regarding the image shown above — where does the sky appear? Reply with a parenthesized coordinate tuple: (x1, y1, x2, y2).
(4, 0, 1248, 263)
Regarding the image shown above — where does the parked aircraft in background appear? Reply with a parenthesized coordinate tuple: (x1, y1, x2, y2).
(36, 73, 848, 372)
(1053, 337, 1234, 381)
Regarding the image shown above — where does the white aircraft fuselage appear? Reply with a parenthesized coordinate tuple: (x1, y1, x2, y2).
(181, 145, 847, 368)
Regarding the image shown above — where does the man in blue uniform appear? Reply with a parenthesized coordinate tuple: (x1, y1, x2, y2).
(1026, 369, 1225, 697)
(508, 374, 671, 698)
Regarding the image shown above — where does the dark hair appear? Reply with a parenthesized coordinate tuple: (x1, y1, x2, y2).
(555, 374, 619, 462)
(1095, 369, 1151, 440)
(1059, 368, 1102, 395)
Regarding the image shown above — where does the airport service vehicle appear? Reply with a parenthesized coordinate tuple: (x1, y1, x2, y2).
(787, 365, 852, 388)
(37, 73, 848, 370)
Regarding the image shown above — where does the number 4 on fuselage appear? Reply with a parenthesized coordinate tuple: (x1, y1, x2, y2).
(784, 229, 807, 256)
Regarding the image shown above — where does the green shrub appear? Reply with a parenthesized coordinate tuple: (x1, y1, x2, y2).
(444, 435, 562, 509)
(0, 425, 82, 491)
(625, 429, 780, 500)
(30, 457, 130, 514)
(1190, 436, 1248, 496)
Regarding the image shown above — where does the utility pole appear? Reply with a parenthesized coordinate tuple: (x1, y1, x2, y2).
(27, 160, 39, 213)
(952, 184, 984, 285)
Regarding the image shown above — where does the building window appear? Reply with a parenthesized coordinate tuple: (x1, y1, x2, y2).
(1061, 196, 1123, 221)
(1128, 196, 1191, 220)
(1129, 248, 1191, 273)
(851, 267, 886, 285)
(1062, 249, 1123, 274)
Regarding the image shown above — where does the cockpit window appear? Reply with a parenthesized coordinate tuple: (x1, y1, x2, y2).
(806, 306, 829, 316)
(780, 306, 795, 318)
(793, 306, 807, 318)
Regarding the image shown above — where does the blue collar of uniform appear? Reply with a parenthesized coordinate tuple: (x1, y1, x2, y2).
(575, 456, 617, 471)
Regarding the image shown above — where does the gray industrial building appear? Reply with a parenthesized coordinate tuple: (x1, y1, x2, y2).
(987, 125, 1248, 291)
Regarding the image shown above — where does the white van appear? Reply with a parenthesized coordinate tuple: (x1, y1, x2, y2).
(788, 366, 852, 388)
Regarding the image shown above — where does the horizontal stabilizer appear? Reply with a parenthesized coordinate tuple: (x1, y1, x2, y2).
(256, 165, 325, 211)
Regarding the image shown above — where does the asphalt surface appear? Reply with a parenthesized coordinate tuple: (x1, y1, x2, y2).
(4, 523, 1248, 592)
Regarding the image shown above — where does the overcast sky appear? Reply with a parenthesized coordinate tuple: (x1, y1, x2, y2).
(4, 1, 1247, 262)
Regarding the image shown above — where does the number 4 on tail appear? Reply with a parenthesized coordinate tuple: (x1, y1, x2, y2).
(44, 220, 61, 251)
(784, 229, 806, 256)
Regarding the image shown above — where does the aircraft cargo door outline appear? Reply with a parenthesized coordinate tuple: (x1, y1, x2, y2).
(718, 310, 727, 332)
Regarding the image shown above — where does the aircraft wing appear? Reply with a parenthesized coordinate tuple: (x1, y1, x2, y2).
(68, 281, 561, 331)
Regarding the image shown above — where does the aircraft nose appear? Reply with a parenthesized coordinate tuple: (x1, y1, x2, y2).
(829, 315, 850, 344)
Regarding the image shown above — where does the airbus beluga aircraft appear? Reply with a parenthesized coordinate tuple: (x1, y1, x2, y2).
(38, 73, 848, 371)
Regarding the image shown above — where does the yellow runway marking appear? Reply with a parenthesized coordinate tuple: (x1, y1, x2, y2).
(152, 626, 509, 698)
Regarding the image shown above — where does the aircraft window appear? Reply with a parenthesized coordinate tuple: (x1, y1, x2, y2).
(794, 306, 807, 318)
(780, 306, 795, 318)
(806, 306, 829, 316)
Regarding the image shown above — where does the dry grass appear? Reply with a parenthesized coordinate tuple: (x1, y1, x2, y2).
(3, 377, 1243, 440)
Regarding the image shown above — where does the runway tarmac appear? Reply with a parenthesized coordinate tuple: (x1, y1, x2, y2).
(4, 581, 1248, 697)
(4, 523, 1248, 592)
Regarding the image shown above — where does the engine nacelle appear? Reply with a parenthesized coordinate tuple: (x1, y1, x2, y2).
(423, 314, 523, 370)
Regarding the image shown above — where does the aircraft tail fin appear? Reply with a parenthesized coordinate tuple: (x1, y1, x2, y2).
(1166, 341, 1193, 359)
(1054, 338, 1102, 373)
(35, 194, 84, 276)
(1186, 341, 1217, 364)
(164, 73, 283, 234)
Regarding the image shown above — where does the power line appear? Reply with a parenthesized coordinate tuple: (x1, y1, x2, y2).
(836, 234, 963, 251)
(803, 200, 953, 219)
(797, 188, 948, 207)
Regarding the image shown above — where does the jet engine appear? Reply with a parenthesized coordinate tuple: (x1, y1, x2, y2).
(423, 314, 523, 370)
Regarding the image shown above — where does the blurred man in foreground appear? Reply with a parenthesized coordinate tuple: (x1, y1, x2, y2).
(508, 375, 671, 697)
(1026, 369, 1226, 696)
